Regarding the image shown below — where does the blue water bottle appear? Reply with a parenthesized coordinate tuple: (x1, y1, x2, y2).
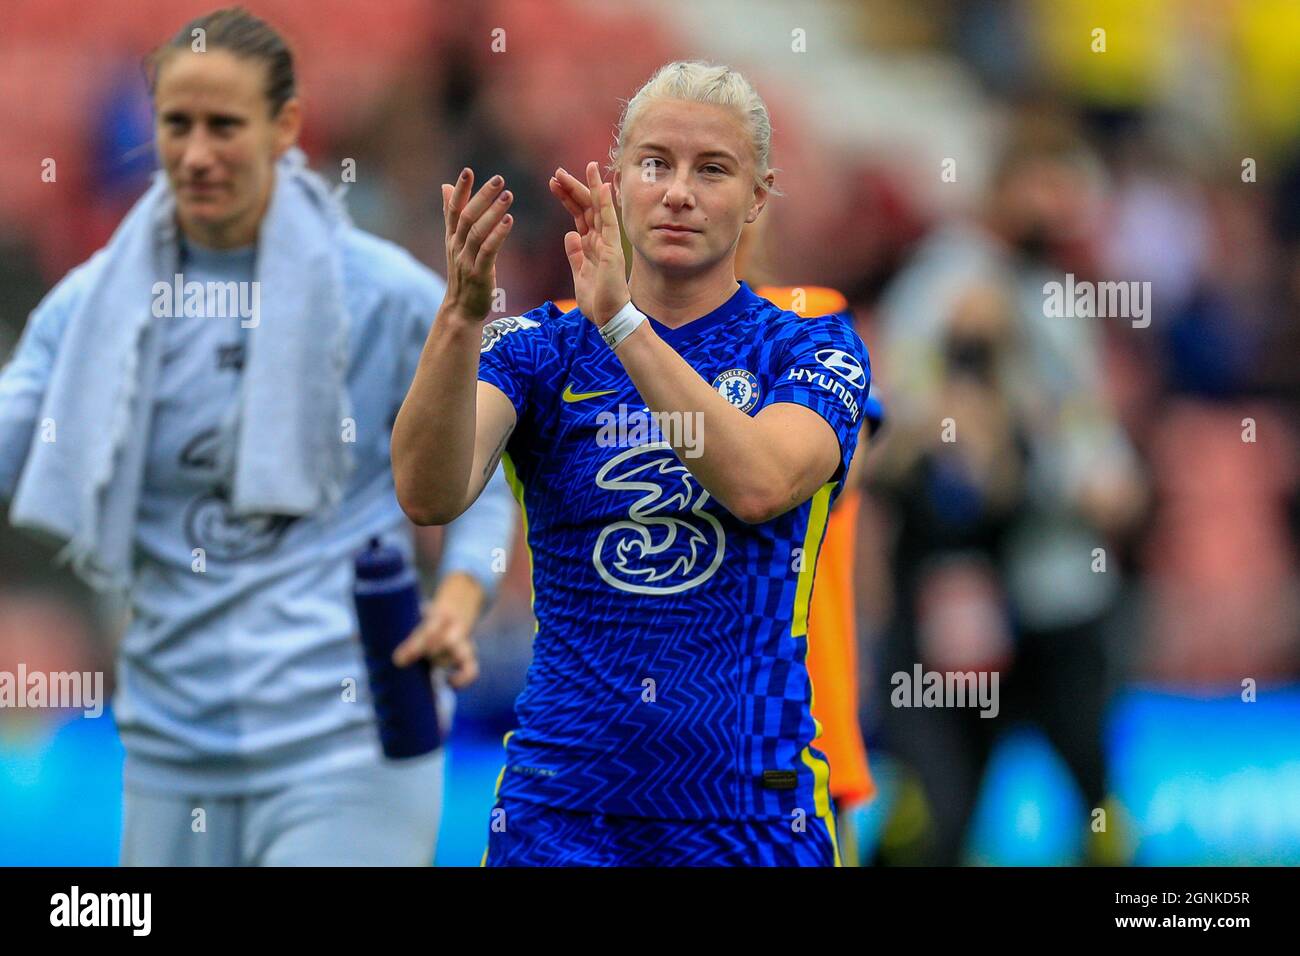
(353, 536, 442, 759)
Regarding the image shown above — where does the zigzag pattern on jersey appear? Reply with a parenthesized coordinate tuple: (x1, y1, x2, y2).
(478, 283, 870, 820)
(485, 796, 837, 866)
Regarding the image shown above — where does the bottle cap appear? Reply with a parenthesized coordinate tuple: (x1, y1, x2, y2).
(355, 537, 404, 580)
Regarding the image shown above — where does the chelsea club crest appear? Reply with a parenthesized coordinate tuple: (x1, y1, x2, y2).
(711, 368, 760, 413)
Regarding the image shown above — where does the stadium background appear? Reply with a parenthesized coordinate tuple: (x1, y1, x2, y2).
(1, 0, 1298, 865)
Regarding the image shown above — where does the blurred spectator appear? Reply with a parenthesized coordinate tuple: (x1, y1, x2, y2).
(869, 119, 1147, 863)
(870, 282, 1032, 864)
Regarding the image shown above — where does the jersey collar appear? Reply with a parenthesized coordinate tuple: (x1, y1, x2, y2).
(640, 281, 762, 349)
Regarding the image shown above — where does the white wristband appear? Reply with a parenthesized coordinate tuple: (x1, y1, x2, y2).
(599, 301, 647, 350)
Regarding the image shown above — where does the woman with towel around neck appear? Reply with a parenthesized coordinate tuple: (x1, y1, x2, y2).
(0, 8, 513, 865)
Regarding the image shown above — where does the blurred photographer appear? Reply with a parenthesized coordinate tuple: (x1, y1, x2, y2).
(871, 284, 1029, 865)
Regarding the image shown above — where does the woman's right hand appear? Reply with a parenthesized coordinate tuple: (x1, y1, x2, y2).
(440, 168, 515, 323)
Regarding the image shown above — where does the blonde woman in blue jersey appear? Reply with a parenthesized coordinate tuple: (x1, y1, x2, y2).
(395, 61, 870, 866)
(0, 8, 514, 865)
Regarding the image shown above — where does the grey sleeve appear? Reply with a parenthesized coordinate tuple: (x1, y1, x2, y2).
(0, 290, 71, 502)
(437, 464, 516, 601)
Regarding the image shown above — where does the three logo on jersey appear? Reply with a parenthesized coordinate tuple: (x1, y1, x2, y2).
(577, 370, 751, 593)
(584, 354, 863, 595)
(592, 442, 726, 594)
(486, 315, 865, 595)
(179, 427, 298, 560)
(555, 367, 755, 593)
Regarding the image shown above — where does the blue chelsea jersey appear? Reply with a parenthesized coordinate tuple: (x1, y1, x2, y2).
(477, 281, 870, 820)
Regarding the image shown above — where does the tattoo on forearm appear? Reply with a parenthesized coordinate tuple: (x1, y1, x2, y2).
(483, 424, 514, 478)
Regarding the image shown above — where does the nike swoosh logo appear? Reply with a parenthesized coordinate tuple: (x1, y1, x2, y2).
(562, 383, 618, 404)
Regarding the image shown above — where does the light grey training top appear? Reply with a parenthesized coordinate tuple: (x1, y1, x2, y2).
(0, 229, 514, 794)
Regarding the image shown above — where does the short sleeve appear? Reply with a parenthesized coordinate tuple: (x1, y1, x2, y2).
(0, 272, 82, 501)
(763, 312, 871, 484)
(476, 308, 552, 420)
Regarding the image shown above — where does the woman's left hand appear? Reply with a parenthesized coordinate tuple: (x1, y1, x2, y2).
(391, 572, 485, 689)
(549, 161, 630, 326)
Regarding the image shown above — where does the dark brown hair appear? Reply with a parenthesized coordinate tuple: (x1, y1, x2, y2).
(145, 7, 295, 116)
